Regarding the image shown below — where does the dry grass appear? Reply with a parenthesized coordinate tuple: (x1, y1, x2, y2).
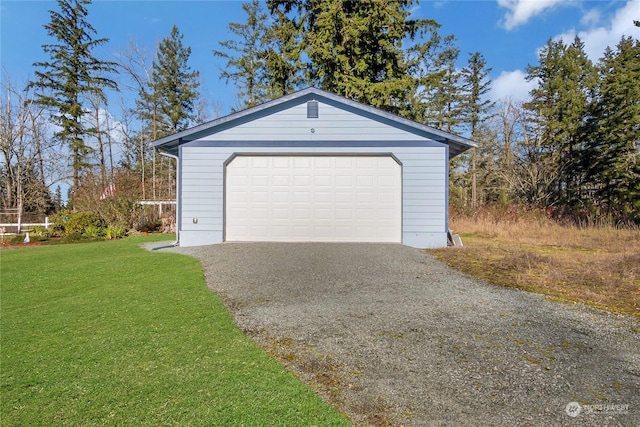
(429, 214, 640, 316)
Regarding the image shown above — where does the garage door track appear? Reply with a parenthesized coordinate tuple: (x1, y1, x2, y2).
(163, 242, 639, 426)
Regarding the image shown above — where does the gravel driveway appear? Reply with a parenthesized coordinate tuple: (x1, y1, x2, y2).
(159, 242, 639, 426)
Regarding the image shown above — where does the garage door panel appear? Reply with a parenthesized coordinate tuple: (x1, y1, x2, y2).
(229, 175, 249, 185)
(335, 176, 353, 186)
(356, 192, 375, 203)
(272, 191, 289, 202)
(335, 157, 354, 168)
(293, 208, 310, 219)
(315, 157, 332, 168)
(315, 209, 332, 220)
(272, 157, 290, 168)
(357, 158, 375, 168)
(335, 227, 354, 238)
(356, 176, 374, 186)
(315, 192, 332, 203)
(293, 226, 311, 237)
(226, 156, 401, 242)
(294, 157, 311, 167)
(357, 209, 376, 220)
(293, 175, 311, 186)
(252, 157, 270, 168)
(314, 175, 332, 186)
(335, 192, 353, 203)
(272, 175, 290, 185)
(293, 192, 311, 202)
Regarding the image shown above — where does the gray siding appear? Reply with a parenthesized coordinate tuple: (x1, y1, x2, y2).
(198, 101, 429, 142)
(179, 144, 448, 248)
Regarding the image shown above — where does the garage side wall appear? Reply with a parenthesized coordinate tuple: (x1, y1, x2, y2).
(179, 144, 448, 248)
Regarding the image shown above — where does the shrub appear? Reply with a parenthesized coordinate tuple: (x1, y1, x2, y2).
(10, 234, 25, 244)
(105, 225, 127, 240)
(30, 226, 51, 240)
(71, 171, 145, 230)
(51, 210, 106, 236)
(83, 225, 104, 238)
(138, 218, 162, 233)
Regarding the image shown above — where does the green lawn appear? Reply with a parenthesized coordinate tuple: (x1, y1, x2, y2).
(0, 236, 348, 426)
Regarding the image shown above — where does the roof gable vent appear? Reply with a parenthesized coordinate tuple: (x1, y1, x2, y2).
(307, 100, 319, 118)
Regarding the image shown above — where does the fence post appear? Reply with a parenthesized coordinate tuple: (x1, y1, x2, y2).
(45, 216, 49, 229)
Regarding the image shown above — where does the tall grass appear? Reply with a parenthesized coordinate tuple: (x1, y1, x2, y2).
(434, 206, 640, 315)
(0, 237, 349, 426)
(452, 213, 639, 251)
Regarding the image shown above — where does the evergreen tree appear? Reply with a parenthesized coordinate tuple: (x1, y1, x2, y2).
(139, 25, 200, 137)
(525, 36, 597, 207)
(428, 35, 463, 132)
(214, 0, 270, 109)
(53, 185, 65, 211)
(460, 51, 495, 207)
(268, 0, 436, 117)
(405, 24, 447, 123)
(460, 52, 494, 138)
(28, 0, 118, 192)
(136, 25, 200, 201)
(262, 7, 306, 99)
(587, 36, 640, 222)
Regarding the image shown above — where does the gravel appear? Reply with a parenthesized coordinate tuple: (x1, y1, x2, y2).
(155, 242, 640, 426)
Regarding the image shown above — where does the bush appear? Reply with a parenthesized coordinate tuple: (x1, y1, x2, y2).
(138, 218, 162, 233)
(71, 171, 145, 230)
(10, 234, 25, 244)
(105, 225, 127, 240)
(83, 225, 104, 238)
(30, 226, 51, 240)
(51, 210, 106, 236)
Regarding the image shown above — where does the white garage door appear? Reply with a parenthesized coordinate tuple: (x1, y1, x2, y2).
(225, 155, 401, 242)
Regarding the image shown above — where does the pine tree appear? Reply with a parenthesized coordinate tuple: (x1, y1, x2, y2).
(460, 52, 494, 138)
(460, 52, 495, 208)
(139, 25, 200, 137)
(587, 36, 640, 222)
(53, 185, 65, 211)
(268, 0, 435, 117)
(525, 36, 597, 207)
(262, 7, 306, 99)
(136, 25, 200, 201)
(214, 0, 270, 109)
(428, 35, 463, 133)
(405, 24, 446, 123)
(28, 0, 118, 192)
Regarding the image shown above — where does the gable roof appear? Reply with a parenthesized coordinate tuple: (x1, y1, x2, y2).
(151, 87, 477, 157)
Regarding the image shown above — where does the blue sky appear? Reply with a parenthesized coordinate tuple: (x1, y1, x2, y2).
(1, 0, 639, 115)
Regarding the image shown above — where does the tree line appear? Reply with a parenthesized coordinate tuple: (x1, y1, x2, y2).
(1, 0, 638, 229)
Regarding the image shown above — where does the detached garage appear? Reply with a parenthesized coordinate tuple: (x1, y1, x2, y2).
(152, 87, 475, 248)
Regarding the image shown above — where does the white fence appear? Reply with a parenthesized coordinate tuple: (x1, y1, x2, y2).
(0, 217, 49, 234)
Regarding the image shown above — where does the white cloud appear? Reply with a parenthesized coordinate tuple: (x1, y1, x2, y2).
(489, 70, 539, 103)
(554, 0, 640, 61)
(580, 8, 601, 27)
(497, 0, 568, 30)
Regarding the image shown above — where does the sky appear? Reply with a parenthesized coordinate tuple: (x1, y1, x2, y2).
(1, 0, 639, 115)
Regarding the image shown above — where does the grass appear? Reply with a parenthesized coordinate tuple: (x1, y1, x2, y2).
(0, 236, 349, 426)
(430, 213, 640, 316)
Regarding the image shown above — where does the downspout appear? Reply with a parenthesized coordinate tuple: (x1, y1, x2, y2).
(158, 150, 180, 247)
